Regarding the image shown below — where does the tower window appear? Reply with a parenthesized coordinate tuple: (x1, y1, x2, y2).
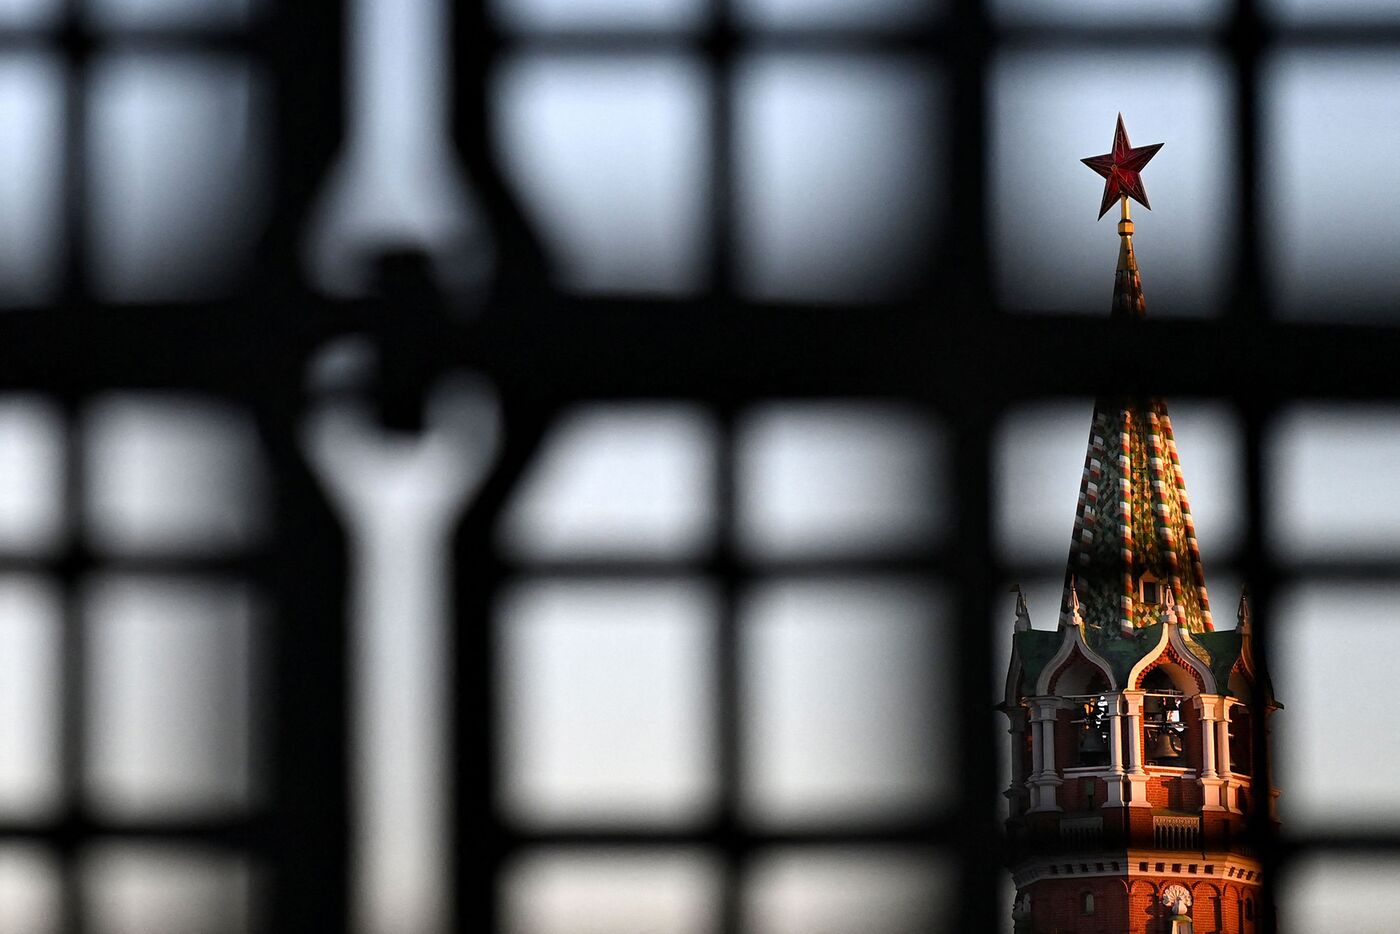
(1142, 579, 1160, 604)
(1081, 891, 1094, 915)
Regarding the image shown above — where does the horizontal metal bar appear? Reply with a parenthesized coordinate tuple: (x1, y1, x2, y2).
(8, 303, 1400, 404)
(0, 814, 267, 852)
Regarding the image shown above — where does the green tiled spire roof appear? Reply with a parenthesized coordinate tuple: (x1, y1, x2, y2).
(1058, 213, 1214, 644)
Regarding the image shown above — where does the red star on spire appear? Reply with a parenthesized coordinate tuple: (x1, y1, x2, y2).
(1081, 113, 1163, 220)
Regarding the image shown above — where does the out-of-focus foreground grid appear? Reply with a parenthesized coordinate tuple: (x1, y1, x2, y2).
(4, 0, 1400, 931)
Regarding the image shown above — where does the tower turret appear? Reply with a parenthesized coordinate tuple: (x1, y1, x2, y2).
(999, 115, 1280, 934)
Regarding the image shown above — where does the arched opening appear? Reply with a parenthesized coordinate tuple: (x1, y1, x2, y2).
(1143, 666, 1188, 765)
(1069, 670, 1112, 768)
(1081, 891, 1095, 915)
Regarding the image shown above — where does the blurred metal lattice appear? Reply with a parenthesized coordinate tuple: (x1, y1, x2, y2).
(1, 0, 1399, 932)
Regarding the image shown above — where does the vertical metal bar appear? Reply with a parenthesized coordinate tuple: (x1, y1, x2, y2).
(263, 424, 353, 933)
(453, 404, 551, 934)
(1241, 402, 1280, 934)
(706, 0, 741, 920)
(58, 4, 90, 313)
(950, 407, 1002, 930)
(56, 405, 86, 934)
(1229, 0, 1267, 323)
(1232, 0, 1276, 925)
(451, 0, 551, 305)
(258, 0, 345, 290)
(259, 0, 350, 927)
(705, 1, 736, 298)
(713, 411, 743, 934)
(943, 0, 998, 919)
(944, 0, 991, 309)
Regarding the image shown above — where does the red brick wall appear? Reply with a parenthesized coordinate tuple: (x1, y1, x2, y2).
(1182, 706, 1203, 773)
(1056, 710, 1075, 771)
(1059, 776, 1109, 812)
(1028, 877, 1127, 934)
(1145, 774, 1202, 810)
(1024, 876, 1263, 933)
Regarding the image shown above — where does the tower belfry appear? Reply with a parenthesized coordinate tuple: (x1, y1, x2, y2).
(1000, 116, 1279, 934)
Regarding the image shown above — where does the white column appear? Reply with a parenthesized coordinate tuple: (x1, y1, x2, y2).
(1036, 705, 1052, 778)
(1005, 707, 1031, 816)
(1121, 690, 1151, 807)
(1027, 697, 1063, 812)
(1122, 691, 1145, 772)
(1199, 707, 1218, 779)
(1218, 701, 1239, 812)
(1108, 705, 1125, 773)
(1193, 694, 1228, 811)
(1216, 712, 1232, 774)
(1103, 694, 1127, 807)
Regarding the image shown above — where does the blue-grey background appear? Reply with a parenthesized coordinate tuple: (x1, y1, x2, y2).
(2, 0, 1400, 930)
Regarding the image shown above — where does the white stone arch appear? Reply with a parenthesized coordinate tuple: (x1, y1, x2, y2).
(1126, 625, 1216, 697)
(1035, 625, 1117, 696)
(1135, 656, 1203, 695)
(1168, 625, 1219, 694)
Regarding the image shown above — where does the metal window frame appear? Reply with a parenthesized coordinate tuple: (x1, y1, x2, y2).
(0, 0, 1397, 932)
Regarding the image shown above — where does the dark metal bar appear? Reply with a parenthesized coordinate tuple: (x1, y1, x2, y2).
(713, 413, 744, 934)
(452, 404, 552, 934)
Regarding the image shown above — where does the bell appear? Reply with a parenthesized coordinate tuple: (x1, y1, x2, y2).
(1079, 729, 1107, 754)
(1149, 730, 1181, 761)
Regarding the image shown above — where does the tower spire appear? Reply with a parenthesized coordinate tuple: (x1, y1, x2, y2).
(1114, 196, 1146, 319)
(1000, 119, 1276, 934)
(1082, 113, 1161, 319)
(1061, 116, 1213, 638)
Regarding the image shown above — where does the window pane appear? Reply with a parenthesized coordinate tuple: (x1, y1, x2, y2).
(85, 576, 258, 819)
(744, 849, 951, 934)
(499, 580, 717, 826)
(86, 0, 252, 28)
(1270, 405, 1400, 559)
(501, 405, 717, 560)
(992, 50, 1231, 317)
(83, 395, 265, 554)
(88, 56, 266, 301)
(1282, 855, 1400, 932)
(1268, 0, 1400, 23)
(737, 403, 943, 559)
(1276, 583, 1400, 830)
(994, 0, 1225, 25)
(503, 850, 720, 934)
(736, 54, 942, 303)
(85, 395, 266, 555)
(495, 55, 709, 295)
(741, 580, 948, 825)
(0, 397, 65, 554)
(0, 577, 61, 820)
(1266, 52, 1400, 321)
(0, 55, 63, 306)
(84, 845, 254, 934)
(0, 845, 60, 934)
(736, 0, 939, 30)
(493, 0, 706, 32)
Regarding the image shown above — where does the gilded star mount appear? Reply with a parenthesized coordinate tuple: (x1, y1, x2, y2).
(1081, 113, 1163, 221)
